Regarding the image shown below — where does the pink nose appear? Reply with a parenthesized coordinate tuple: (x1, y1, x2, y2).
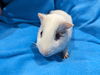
(40, 50, 49, 57)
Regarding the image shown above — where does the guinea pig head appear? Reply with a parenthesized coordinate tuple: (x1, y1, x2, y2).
(36, 13, 73, 57)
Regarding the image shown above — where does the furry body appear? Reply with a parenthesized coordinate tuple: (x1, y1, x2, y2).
(36, 10, 73, 58)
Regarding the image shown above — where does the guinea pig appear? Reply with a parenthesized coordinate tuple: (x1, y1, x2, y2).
(36, 10, 74, 59)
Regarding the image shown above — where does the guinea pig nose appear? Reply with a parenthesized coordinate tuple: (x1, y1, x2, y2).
(41, 50, 49, 57)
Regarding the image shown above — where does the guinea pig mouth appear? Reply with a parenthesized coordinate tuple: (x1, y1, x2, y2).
(39, 50, 52, 57)
(37, 47, 54, 57)
(36, 43, 58, 57)
(40, 48, 59, 57)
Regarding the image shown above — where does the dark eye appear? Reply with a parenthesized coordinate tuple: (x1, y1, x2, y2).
(40, 31, 43, 37)
(55, 33, 61, 41)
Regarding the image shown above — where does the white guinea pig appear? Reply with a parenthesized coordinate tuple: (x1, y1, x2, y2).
(36, 10, 74, 58)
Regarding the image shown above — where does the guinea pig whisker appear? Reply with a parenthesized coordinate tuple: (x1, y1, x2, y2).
(33, 42, 37, 47)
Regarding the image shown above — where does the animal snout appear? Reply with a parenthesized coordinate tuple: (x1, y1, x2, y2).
(40, 49, 50, 57)
(37, 43, 51, 57)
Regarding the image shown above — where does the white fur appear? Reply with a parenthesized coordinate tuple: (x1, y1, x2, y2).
(36, 10, 73, 57)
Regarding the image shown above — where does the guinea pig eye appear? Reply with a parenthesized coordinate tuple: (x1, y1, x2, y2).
(40, 31, 43, 37)
(55, 33, 62, 41)
(55, 25, 66, 41)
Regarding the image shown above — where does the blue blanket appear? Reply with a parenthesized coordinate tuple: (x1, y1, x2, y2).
(0, 0, 100, 75)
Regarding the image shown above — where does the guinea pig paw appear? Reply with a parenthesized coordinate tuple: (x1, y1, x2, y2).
(63, 52, 69, 59)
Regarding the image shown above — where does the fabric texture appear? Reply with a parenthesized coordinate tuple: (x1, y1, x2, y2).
(0, 0, 100, 75)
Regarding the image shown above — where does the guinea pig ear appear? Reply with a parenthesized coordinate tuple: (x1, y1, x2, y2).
(63, 22, 74, 29)
(38, 13, 46, 21)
